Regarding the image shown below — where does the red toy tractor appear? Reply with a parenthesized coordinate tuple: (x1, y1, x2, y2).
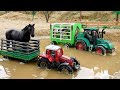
(37, 45, 80, 74)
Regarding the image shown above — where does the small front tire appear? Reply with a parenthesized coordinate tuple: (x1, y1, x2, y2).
(71, 57, 80, 71)
(58, 64, 73, 74)
(95, 46, 106, 56)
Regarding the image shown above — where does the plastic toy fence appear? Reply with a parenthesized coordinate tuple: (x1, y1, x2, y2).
(0, 39, 40, 61)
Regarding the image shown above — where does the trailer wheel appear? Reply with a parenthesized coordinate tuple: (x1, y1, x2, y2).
(64, 43, 71, 48)
(3, 56, 8, 59)
(76, 40, 87, 51)
(58, 64, 73, 74)
(37, 58, 51, 69)
(21, 60, 28, 63)
(51, 41, 57, 45)
(95, 46, 106, 56)
(31, 57, 39, 62)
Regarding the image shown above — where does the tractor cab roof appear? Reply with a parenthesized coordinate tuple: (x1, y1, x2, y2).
(45, 45, 61, 51)
(84, 28, 99, 33)
(84, 28, 99, 31)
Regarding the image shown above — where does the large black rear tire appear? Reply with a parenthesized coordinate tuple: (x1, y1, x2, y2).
(37, 58, 51, 69)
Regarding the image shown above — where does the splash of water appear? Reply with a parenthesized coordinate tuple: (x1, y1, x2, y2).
(0, 65, 10, 79)
(72, 67, 110, 79)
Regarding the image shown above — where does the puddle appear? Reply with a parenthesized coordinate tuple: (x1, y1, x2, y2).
(72, 67, 110, 79)
(0, 39, 120, 79)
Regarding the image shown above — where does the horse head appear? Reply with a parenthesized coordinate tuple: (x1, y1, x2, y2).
(23, 24, 35, 37)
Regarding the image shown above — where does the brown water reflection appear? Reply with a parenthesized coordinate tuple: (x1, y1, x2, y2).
(0, 39, 120, 79)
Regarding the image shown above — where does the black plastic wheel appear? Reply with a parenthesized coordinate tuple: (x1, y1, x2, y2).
(31, 57, 39, 62)
(64, 43, 71, 48)
(95, 46, 106, 56)
(70, 57, 80, 71)
(37, 58, 51, 69)
(21, 60, 28, 63)
(3, 56, 8, 59)
(58, 64, 73, 74)
(51, 41, 57, 45)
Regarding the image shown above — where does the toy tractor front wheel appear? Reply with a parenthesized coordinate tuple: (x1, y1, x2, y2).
(58, 64, 73, 74)
(37, 58, 51, 69)
(95, 46, 106, 56)
(71, 57, 80, 71)
(76, 40, 87, 51)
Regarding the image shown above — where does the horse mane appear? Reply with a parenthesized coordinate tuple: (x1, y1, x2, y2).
(22, 24, 30, 31)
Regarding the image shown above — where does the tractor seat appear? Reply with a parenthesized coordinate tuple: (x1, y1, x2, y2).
(84, 33, 92, 42)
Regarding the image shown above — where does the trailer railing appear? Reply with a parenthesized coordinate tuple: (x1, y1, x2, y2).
(0, 39, 40, 54)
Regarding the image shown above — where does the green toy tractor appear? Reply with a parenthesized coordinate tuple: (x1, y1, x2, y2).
(75, 27, 115, 55)
(50, 23, 115, 55)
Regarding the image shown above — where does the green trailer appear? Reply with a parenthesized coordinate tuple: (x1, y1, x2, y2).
(50, 23, 84, 47)
(0, 39, 40, 62)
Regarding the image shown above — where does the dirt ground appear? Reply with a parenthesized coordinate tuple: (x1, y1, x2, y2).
(0, 12, 50, 39)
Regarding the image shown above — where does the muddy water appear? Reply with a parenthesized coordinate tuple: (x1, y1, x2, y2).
(0, 39, 120, 79)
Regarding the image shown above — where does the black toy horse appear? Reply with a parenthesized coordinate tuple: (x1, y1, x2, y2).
(5, 24, 35, 49)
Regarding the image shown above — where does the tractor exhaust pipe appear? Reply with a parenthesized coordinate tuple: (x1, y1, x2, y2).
(101, 29, 105, 38)
(99, 29, 106, 38)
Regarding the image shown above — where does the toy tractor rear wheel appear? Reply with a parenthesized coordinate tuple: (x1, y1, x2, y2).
(37, 58, 51, 69)
(95, 46, 106, 56)
(58, 64, 73, 74)
(76, 40, 87, 51)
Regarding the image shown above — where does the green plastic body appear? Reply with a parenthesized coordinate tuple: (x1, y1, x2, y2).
(76, 28, 115, 52)
(0, 39, 40, 62)
(50, 23, 83, 46)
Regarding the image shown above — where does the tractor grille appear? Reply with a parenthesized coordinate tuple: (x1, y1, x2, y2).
(107, 48, 115, 53)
